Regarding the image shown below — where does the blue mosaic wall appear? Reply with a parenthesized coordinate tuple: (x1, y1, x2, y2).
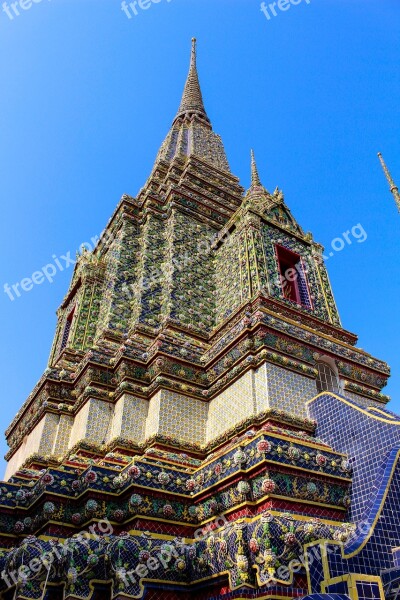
(308, 393, 400, 523)
(305, 392, 400, 597)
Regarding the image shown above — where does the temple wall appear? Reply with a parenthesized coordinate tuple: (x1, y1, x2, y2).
(95, 218, 140, 336)
(68, 402, 90, 448)
(51, 413, 74, 457)
(205, 363, 317, 443)
(110, 394, 148, 443)
(156, 390, 207, 445)
(36, 412, 60, 455)
(144, 390, 207, 445)
(4, 413, 59, 480)
(4, 450, 22, 480)
(167, 211, 216, 332)
(253, 364, 269, 411)
(264, 363, 318, 418)
(7, 367, 385, 480)
(69, 399, 113, 448)
(145, 392, 161, 439)
(206, 370, 256, 443)
(214, 230, 242, 324)
(133, 214, 167, 328)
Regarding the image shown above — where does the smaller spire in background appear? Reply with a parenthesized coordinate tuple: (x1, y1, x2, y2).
(250, 149, 262, 187)
(378, 152, 400, 213)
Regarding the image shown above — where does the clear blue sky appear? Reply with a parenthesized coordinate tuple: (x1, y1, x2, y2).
(0, 0, 399, 475)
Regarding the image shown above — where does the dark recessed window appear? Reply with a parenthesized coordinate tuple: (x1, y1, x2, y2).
(316, 362, 339, 394)
(276, 245, 311, 308)
(61, 309, 75, 350)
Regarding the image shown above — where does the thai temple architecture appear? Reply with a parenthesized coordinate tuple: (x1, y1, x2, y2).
(1, 39, 400, 600)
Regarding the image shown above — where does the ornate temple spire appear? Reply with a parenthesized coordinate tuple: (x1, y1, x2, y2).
(174, 38, 210, 125)
(250, 149, 262, 187)
(247, 149, 268, 195)
(244, 149, 271, 208)
(153, 39, 231, 172)
(378, 152, 400, 213)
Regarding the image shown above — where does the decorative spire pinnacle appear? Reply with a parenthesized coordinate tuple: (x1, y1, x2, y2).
(174, 38, 210, 124)
(378, 152, 400, 213)
(250, 149, 262, 187)
(244, 149, 273, 210)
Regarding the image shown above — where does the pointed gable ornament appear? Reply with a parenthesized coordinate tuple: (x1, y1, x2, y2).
(245, 150, 275, 212)
(245, 150, 303, 235)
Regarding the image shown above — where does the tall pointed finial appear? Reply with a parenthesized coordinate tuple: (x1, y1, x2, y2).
(378, 152, 400, 213)
(250, 149, 262, 187)
(191, 37, 197, 62)
(174, 38, 210, 125)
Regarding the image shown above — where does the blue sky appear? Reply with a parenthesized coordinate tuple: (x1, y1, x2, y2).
(0, 0, 399, 475)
